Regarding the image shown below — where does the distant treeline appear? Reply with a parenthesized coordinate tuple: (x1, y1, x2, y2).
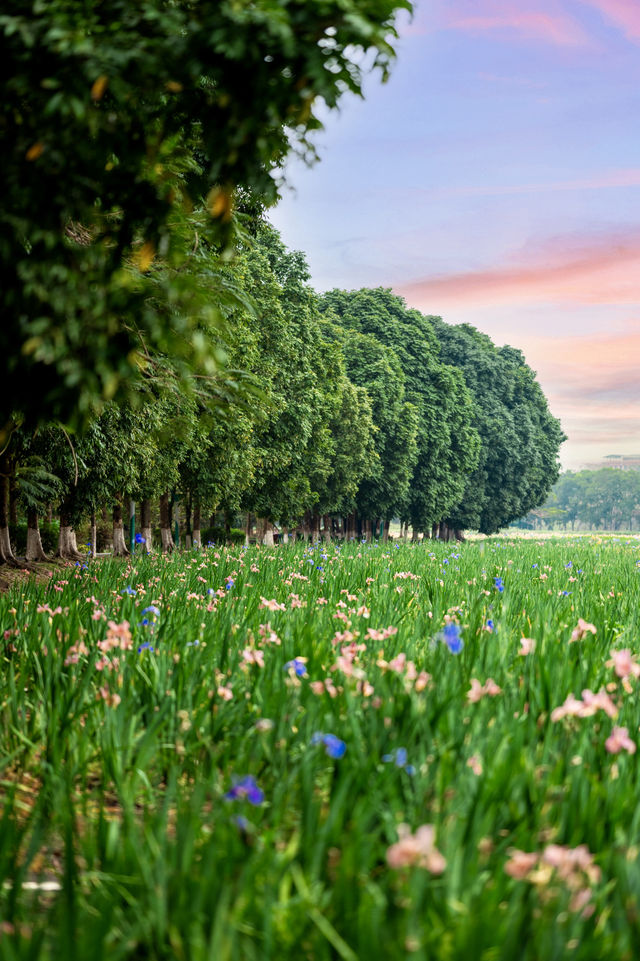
(514, 469, 640, 531)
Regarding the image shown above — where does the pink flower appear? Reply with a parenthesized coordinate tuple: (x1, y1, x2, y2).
(467, 678, 502, 703)
(504, 850, 538, 880)
(519, 638, 536, 656)
(242, 648, 264, 667)
(551, 688, 618, 722)
(605, 726, 636, 755)
(259, 597, 285, 612)
(467, 755, 483, 776)
(570, 618, 597, 643)
(386, 824, 446, 874)
(607, 649, 640, 679)
(467, 679, 485, 703)
(388, 653, 407, 674)
(580, 688, 618, 719)
(97, 686, 121, 708)
(550, 693, 584, 722)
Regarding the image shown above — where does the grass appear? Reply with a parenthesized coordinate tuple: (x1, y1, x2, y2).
(1, 534, 640, 959)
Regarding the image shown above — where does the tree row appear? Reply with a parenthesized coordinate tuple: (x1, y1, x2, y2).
(2, 218, 565, 562)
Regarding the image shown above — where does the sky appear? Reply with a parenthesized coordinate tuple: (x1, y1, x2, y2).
(270, 0, 640, 471)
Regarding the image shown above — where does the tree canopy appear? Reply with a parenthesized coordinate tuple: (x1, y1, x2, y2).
(1, 0, 411, 435)
(431, 320, 566, 534)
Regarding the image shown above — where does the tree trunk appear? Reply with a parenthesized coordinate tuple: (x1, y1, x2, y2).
(112, 497, 129, 556)
(263, 519, 275, 547)
(9, 474, 18, 526)
(140, 497, 153, 553)
(90, 510, 97, 558)
(244, 512, 251, 547)
(159, 491, 175, 552)
(281, 525, 289, 545)
(185, 496, 192, 549)
(310, 513, 321, 542)
(192, 498, 201, 549)
(302, 511, 312, 542)
(57, 501, 83, 560)
(0, 451, 18, 565)
(322, 514, 332, 542)
(26, 507, 48, 562)
(454, 529, 465, 542)
(382, 519, 390, 542)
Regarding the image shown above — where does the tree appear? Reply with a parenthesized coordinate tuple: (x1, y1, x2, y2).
(1, 0, 412, 437)
(431, 321, 566, 534)
(525, 469, 640, 531)
(319, 289, 480, 535)
(321, 322, 418, 533)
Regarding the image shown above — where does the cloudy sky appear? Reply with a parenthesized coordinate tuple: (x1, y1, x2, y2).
(270, 0, 640, 470)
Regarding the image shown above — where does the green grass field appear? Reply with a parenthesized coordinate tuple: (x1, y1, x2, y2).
(1, 535, 640, 960)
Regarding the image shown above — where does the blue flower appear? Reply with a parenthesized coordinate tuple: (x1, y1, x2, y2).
(224, 775, 264, 805)
(494, 577, 504, 593)
(137, 641, 154, 653)
(312, 732, 346, 759)
(486, 619, 495, 632)
(225, 579, 234, 590)
(284, 658, 307, 677)
(442, 622, 463, 654)
(122, 586, 137, 596)
(142, 605, 160, 616)
(135, 533, 146, 544)
(207, 588, 215, 596)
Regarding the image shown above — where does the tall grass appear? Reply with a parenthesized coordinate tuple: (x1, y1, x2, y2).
(1, 535, 640, 959)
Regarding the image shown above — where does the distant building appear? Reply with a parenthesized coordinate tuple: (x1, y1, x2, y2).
(585, 455, 640, 471)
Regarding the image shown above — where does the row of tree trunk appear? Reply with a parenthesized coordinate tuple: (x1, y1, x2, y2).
(0, 469, 464, 566)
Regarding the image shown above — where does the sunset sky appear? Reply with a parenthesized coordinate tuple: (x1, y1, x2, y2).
(271, 0, 640, 470)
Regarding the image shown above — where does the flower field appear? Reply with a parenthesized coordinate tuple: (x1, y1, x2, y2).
(2, 535, 640, 960)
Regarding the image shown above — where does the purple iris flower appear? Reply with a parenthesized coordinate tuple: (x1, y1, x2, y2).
(312, 732, 346, 759)
(382, 746, 415, 775)
(284, 658, 307, 677)
(442, 622, 463, 654)
(224, 775, 264, 805)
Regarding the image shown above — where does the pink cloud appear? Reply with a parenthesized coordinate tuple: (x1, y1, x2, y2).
(447, 7, 589, 46)
(505, 327, 640, 467)
(398, 230, 640, 310)
(438, 168, 640, 199)
(580, 0, 640, 40)
(400, 1, 590, 45)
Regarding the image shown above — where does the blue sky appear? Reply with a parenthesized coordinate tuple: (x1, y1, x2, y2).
(270, 0, 640, 469)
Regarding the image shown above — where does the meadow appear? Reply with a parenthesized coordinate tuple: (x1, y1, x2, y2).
(1, 535, 640, 960)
